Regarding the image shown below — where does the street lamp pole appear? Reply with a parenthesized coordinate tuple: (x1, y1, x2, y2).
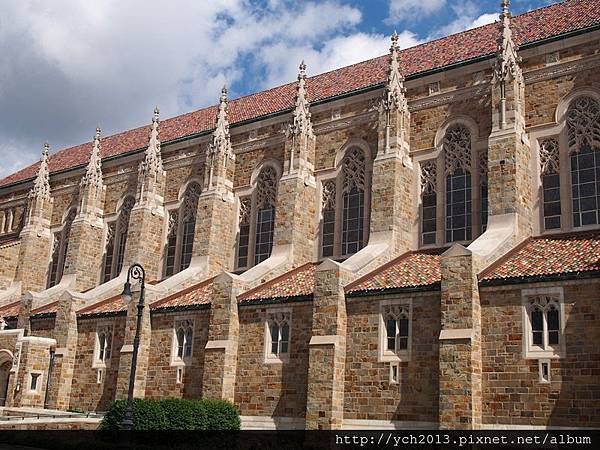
(120, 263, 146, 431)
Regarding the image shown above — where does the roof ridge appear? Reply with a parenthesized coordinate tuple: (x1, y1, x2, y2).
(237, 262, 317, 301)
(150, 276, 216, 310)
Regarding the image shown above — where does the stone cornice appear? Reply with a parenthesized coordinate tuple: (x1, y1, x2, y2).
(524, 53, 600, 84)
(408, 83, 490, 112)
(314, 110, 378, 135)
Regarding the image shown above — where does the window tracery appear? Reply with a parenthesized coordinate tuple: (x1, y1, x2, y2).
(47, 207, 77, 288)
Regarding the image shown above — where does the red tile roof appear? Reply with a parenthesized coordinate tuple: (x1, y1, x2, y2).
(31, 301, 59, 317)
(77, 294, 127, 318)
(0, 236, 20, 247)
(0, 301, 20, 319)
(2, 0, 599, 188)
(479, 232, 600, 284)
(150, 278, 214, 312)
(346, 250, 443, 294)
(238, 263, 318, 303)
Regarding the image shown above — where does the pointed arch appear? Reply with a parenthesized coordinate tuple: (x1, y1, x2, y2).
(102, 195, 135, 282)
(47, 207, 77, 288)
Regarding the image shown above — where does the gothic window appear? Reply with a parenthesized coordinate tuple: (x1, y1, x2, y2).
(568, 97, 600, 228)
(525, 296, 561, 352)
(319, 147, 370, 259)
(172, 319, 194, 364)
(539, 139, 561, 230)
(265, 310, 291, 362)
(444, 125, 472, 243)
(164, 182, 201, 277)
(47, 207, 77, 288)
(379, 301, 411, 362)
(479, 151, 489, 232)
(0, 206, 24, 236)
(102, 196, 135, 282)
(235, 166, 279, 270)
(420, 161, 437, 245)
(93, 325, 113, 368)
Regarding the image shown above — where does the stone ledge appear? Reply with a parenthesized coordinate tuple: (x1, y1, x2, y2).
(439, 328, 473, 340)
(309, 335, 340, 346)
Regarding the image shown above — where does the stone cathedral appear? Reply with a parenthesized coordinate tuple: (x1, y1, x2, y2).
(0, 0, 599, 430)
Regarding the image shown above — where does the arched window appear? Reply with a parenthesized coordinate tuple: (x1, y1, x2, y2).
(172, 319, 194, 361)
(94, 325, 113, 367)
(102, 196, 135, 282)
(539, 138, 561, 230)
(47, 208, 77, 288)
(236, 166, 279, 270)
(165, 182, 201, 277)
(319, 147, 370, 259)
(420, 161, 437, 245)
(526, 296, 561, 350)
(265, 311, 291, 360)
(385, 312, 409, 352)
(444, 125, 472, 243)
(567, 96, 600, 228)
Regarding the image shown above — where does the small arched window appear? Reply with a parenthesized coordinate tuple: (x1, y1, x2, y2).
(385, 313, 409, 352)
(526, 296, 561, 350)
(567, 96, 600, 228)
(165, 182, 201, 277)
(94, 325, 113, 367)
(236, 166, 279, 270)
(539, 138, 561, 230)
(268, 315, 290, 357)
(47, 207, 77, 288)
(319, 147, 370, 259)
(173, 319, 194, 361)
(444, 125, 473, 243)
(102, 196, 135, 282)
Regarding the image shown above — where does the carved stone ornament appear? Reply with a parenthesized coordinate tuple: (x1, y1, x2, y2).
(239, 197, 251, 225)
(255, 166, 278, 209)
(420, 160, 437, 194)
(321, 179, 336, 210)
(81, 127, 104, 190)
(291, 61, 314, 139)
(444, 124, 472, 174)
(30, 143, 51, 201)
(566, 96, 600, 153)
(539, 138, 560, 176)
(139, 107, 164, 177)
(342, 148, 366, 193)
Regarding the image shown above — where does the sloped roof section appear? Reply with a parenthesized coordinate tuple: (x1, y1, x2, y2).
(0, 301, 20, 320)
(2, 0, 599, 188)
(238, 263, 318, 304)
(150, 278, 214, 312)
(78, 294, 127, 318)
(479, 231, 600, 285)
(346, 250, 443, 295)
(30, 301, 59, 318)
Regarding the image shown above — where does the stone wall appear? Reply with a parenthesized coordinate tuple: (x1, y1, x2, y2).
(481, 282, 600, 428)
(0, 240, 20, 290)
(344, 293, 440, 424)
(234, 301, 312, 419)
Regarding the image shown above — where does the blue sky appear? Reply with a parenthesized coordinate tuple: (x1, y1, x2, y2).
(0, 0, 559, 179)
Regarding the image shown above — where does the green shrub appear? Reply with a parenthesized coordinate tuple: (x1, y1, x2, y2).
(100, 398, 240, 431)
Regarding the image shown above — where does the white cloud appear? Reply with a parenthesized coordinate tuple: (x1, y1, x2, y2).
(0, 0, 382, 179)
(427, 2, 497, 39)
(387, 0, 446, 24)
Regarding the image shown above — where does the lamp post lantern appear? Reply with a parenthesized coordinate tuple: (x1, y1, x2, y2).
(120, 263, 146, 431)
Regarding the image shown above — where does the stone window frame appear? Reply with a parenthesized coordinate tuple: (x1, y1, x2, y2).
(163, 180, 202, 278)
(263, 307, 292, 364)
(419, 117, 488, 248)
(92, 323, 114, 369)
(521, 287, 566, 360)
(27, 371, 43, 394)
(316, 138, 373, 261)
(235, 159, 282, 271)
(101, 195, 135, 283)
(47, 206, 78, 288)
(170, 316, 195, 367)
(0, 204, 24, 237)
(532, 89, 600, 235)
(378, 299, 412, 363)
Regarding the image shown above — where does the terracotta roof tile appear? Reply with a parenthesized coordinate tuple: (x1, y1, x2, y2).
(0, 301, 20, 319)
(238, 263, 318, 303)
(346, 250, 443, 294)
(31, 301, 59, 317)
(150, 278, 214, 312)
(480, 232, 600, 283)
(2, 0, 599, 188)
(78, 294, 127, 318)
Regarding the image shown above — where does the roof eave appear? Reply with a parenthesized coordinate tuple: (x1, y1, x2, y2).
(479, 270, 600, 287)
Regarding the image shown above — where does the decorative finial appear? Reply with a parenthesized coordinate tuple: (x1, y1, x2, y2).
(220, 85, 228, 103)
(140, 106, 163, 176)
(298, 60, 307, 80)
(30, 142, 51, 200)
(391, 31, 399, 52)
(501, 0, 510, 19)
(153, 106, 160, 123)
(205, 86, 233, 191)
(81, 126, 103, 189)
(291, 60, 313, 138)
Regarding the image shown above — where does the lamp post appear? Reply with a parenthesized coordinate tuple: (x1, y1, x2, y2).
(120, 263, 146, 431)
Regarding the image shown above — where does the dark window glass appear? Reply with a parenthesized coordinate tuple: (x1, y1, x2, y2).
(398, 317, 409, 350)
(280, 322, 289, 354)
(446, 168, 472, 243)
(422, 191, 437, 245)
(237, 223, 250, 269)
(322, 209, 335, 257)
(255, 206, 275, 265)
(270, 322, 279, 355)
(481, 182, 488, 232)
(547, 308, 560, 346)
(180, 219, 196, 272)
(386, 318, 396, 351)
(571, 143, 600, 227)
(531, 309, 544, 346)
(165, 234, 177, 277)
(342, 187, 364, 256)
